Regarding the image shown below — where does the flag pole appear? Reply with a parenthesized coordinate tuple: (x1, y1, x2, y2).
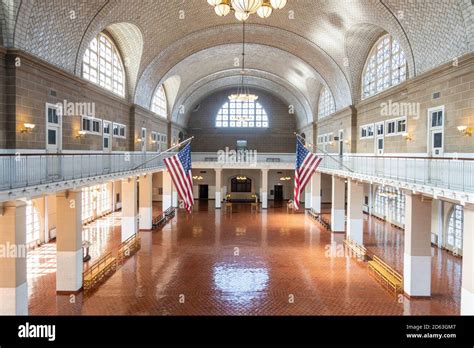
(132, 136, 194, 170)
(294, 133, 354, 173)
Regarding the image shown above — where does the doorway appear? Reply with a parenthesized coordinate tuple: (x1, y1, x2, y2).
(46, 103, 62, 153)
(375, 122, 384, 155)
(428, 106, 444, 157)
(141, 128, 147, 153)
(199, 185, 209, 200)
(274, 185, 283, 202)
(338, 129, 344, 156)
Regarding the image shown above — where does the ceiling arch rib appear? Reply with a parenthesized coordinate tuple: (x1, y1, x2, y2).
(157, 43, 321, 121)
(135, 24, 352, 111)
(174, 73, 310, 129)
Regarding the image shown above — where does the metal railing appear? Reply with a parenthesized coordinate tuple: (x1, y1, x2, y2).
(317, 154, 474, 193)
(0, 152, 174, 191)
(191, 152, 296, 164)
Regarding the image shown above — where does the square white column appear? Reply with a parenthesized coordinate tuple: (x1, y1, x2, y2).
(139, 174, 153, 230)
(304, 185, 312, 210)
(56, 191, 83, 293)
(162, 170, 172, 211)
(121, 178, 138, 242)
(403, 193, 432, 297)
(347, 179, 364, 245)
(461, 205, 474, 315)
(331, 176, 345, 232)
(261, 169, 268, 209)
(310, 172, 321, 213)
(0, 200, 28, 315)
(215, 169, 222, 209)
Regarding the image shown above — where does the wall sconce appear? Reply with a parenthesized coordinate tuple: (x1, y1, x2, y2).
(77, 130, 87, 138)
(457, 125, 472, 137)
(344, 139, 350, 145)
(21, 123, 36, 133)
(402, 132, 413, 141)
(136, 138, 142, 143)
(192, 176, 204, 180)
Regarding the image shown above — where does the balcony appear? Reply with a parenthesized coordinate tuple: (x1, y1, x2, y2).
(0, 152, 172, 200)
(317, 154, 474, 202)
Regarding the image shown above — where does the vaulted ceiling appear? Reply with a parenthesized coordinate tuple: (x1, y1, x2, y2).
(1, 0, 473, 128)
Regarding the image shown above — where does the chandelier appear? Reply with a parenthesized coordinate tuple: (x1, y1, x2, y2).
(236, 176, 248, 181)
(228, 21, 258, 107)
(207, 0, 287, 21)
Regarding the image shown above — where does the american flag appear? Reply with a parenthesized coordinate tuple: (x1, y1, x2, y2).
(293, 138, 322, 210)
(163, 143, 194, 213)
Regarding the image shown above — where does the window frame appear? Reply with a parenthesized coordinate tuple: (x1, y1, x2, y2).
(215, 100, 269, 128)
(82, 32, 126, 97)
(318, 86, 336, 119)
(151, 85, 168, 118)
(361, 34, 407, 99)
(81, 116, 102, 135)
(112, 122, 126, 139)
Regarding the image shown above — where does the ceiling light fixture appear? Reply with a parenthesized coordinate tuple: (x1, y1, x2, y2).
(208, 0, 287, 21)
(228, 20, 258, 110)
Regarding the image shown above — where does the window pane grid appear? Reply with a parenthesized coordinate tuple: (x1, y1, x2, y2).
(83, 33, 125, 97)
(318, 87, 336, 119)
(151, 85, 167, 118)
(362, 35, 406, 99)
(215, 101, 268, 128)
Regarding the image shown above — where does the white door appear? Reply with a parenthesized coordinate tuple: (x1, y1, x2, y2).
(103, 121, 112, 152)
(141, 128, 147, 153)
(46, 104, 62, 152)
(428, 107, 444, 157)
(375, 122, 384, 155)
(338, 130, 344, 156)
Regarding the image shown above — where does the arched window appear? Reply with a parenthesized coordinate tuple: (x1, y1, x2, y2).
(362, 34, 407, 99)
(216, 101, 268, 128)
(151, 85, 167, 118)
(26, 201, 40, 244)
(83, 33, 125, 97)
(318, 86, 335, 119)
(447, 205, 463, 253)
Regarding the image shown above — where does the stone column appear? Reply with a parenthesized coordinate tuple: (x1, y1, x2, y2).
(331, 176, 345, 232)
(304, 184, 312, 210)
(139, 174, 153, 230)
(162, 170, 172, 211)
(347, 179, 364, 245)
(215, 168, 222, 209)
(403, 193, 432, 297)
(261, 169, 268, 209)
(310, 172, 321, 213)
(121, 178, 138, 242)
(461, 205, 474, 315)
(56, 191, 83, 293)
(0, 201, 28, 315)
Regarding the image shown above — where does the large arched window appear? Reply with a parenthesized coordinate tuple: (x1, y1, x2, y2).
(216, 101, 268, 128)
(151, 85, 167, 118)
(318, 86, 336, 119)
(362, 34, 407, 99)
(83, 33, 125, 97)
(447, 205, 463, 253)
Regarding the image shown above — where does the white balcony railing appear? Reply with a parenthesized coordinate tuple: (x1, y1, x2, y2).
(191, 152, 295, 164)
(317, 154, 474, 193)
(0, 152, 173, 191)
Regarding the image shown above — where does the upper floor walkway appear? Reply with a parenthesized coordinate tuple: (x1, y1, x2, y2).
(0, 151, 473, 204)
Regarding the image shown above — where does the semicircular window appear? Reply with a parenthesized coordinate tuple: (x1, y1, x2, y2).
(216, 100, 268, 128)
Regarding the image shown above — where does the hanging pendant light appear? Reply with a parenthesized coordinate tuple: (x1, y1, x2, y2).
(215, 1, 231, 16)
(235, 10, 250, 21)
(231, 0, 263, 14)
(207, 0, 221, 6)
(270, 0, 287, 10)
(257, 1, 273, 18)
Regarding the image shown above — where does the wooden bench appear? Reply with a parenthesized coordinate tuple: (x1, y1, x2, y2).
(152, 213, 166, 228)
(368, 255, 403, 295)
(343, 239, 367, 261)
(117, 233, 141, 264)
(251, 202, 259, 213)
(83, 251, 117, 290)
(225, 202, 233, 214)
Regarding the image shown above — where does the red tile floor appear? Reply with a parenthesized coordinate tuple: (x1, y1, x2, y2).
(26, 201, 461, 315)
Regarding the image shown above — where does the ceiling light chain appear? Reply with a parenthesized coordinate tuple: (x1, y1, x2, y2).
(208, 0, 287, 21)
